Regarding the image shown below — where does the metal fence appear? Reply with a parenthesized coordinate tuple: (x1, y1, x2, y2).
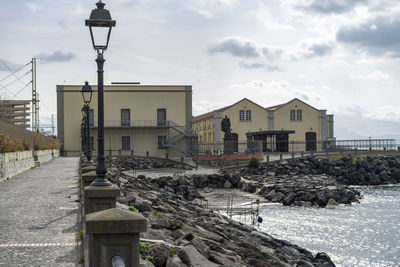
(197, 139, 397, 155)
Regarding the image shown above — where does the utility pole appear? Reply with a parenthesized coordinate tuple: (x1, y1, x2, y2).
(51, 114, 55, 136)
(31, 58, 39, 132)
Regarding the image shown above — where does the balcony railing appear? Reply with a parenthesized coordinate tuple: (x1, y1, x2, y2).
(90, 120, 175, 128)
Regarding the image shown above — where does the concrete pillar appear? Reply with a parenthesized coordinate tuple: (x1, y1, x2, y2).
(82, 165, 96, 175)
(280, 154, 283, 161)
(291, 152, 294, 159)
(84, 185, 120, 215)
(82, 171, 97, 187)
(301, 151, 304, 158)
(86, 208, 147, 267)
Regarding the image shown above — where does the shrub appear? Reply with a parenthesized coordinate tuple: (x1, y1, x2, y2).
(248, 157, 260, 169)
(139, 242, 148, 253)
(145, 256, 155, 264)
(129, 206, 139, 212)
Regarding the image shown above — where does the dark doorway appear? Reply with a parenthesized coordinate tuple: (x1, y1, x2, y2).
(306, 132, 317, 151)
(232, 133, 238, 152)
(276, 133, 289, 152)
(157, 109, 166, 126)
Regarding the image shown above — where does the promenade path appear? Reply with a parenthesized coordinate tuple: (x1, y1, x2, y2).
(0, 157, 81, 266)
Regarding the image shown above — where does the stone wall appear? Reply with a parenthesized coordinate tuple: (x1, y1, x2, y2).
(0, 149, 59, 182)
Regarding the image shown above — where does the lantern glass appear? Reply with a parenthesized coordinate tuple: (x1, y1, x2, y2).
(81, 81, 93, 104)
(85, 1, 116, 54)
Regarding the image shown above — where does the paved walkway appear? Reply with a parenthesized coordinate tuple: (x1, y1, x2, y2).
(0, 157, 81, 266)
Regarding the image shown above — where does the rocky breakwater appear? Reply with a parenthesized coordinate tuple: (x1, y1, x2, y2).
(108, 171, 336, 267)
(246, 154, 400, 186)
(255, 174, 361, 207)
(105, 156, 176, 170)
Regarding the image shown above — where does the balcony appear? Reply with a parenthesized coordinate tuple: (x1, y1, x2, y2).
(90, 120, 172, 129)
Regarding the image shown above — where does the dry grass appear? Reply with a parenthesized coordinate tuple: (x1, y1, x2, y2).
(0, 121, 60, 153)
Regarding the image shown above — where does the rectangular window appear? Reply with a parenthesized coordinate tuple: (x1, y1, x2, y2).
(122, 136, 130, 150)
(157, 108, 166, 126)
(290, 110, 295, 121)
(89, 109, 94, 126)
(89, 136, 94, 150)
(297, 110, 302, 121)
(121, 109, 130, 126)
(239, 110, 245, 121)
(246, 110, 251, 121)
(158, 136, 167, 149)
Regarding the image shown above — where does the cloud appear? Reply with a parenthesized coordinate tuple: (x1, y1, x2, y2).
(295, 0, 366, 14)
(208, 37, 334, 69)
(183, 0, 238, 18)
(193, 100, 230, 116)
(239, 61, 282, 71)
(0, 59, 22, 72)
(36, 51, 76, 63)
(291, 40, 335, 59)
(26, 2, 40, 13)
(352, 70, 392, 81)
(208, 37, 262, 58)
(363, 105, 400, 122)
(337, 16, 400, 57)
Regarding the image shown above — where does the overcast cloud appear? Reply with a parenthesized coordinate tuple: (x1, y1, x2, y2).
(1, 0, 400, 140)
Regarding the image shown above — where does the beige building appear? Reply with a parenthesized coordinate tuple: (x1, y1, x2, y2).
(0, 100, 30, 129)
(192, 98, 334, 153)
(57, 84, 196, 157)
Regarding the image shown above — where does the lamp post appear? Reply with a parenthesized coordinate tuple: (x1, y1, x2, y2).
(81, 114, 86, 155)
(81, 81, 93, 163)
(86, 1, 115, 186)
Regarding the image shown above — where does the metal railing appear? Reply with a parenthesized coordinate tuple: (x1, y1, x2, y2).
(197, 139, 397, 154)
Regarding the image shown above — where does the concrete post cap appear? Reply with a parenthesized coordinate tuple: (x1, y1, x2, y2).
(84, 184, 120, 197)
(86, 208, 147, 234)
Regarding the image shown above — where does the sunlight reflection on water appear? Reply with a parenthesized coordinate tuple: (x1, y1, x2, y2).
(233, 186, 400, 267)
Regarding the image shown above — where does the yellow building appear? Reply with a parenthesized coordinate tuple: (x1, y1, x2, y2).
(193, 98, 334, 153)
(57, 84, 196, 157)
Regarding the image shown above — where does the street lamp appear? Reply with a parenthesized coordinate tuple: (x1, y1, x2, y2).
(81, 114, 86, 154)
(81, 81, 93, 164)
(85, 1, 115, 186)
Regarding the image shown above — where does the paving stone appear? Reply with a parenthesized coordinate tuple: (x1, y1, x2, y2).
(0, 157, 81, 266)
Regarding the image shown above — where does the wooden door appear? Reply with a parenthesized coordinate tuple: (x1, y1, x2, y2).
(306, 132, 316, 151)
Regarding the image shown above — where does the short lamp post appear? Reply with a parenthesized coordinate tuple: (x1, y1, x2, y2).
(81, 81, 93, 164)
(81, 114, 86, 155)
(85, 0, 115, 186)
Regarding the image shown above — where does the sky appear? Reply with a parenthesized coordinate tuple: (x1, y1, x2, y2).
(1, 0, 400, 140)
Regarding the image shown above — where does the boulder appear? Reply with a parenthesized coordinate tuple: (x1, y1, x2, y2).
(177, 245, 219, 267)
(147, 243, 170, 267)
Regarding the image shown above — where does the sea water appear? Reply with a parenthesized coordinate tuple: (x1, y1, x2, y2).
(234, 186, 400, 266)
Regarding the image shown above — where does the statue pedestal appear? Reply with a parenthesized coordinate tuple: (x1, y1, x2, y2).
(223, 133, 235, 154)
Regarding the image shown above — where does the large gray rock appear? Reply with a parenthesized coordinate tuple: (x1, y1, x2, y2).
(178, 245, 218, 267)
(166, 256, 187, 267)
(148, 243, 170, 267)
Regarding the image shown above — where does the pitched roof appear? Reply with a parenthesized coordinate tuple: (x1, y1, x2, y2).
(265, 98, 322, 112)
(265, 103, 287, 111)
(192, 98, 264, 122)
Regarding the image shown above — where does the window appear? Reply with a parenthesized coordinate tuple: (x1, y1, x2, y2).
(89, 109, 94, 126)
(239, 110, 245, 121)
(122, 136, 130, 150)
(121, 109, 130, 126)
(297, 110, 302, 121)
(158, 136, 166, 149)
(290, 110, 295, 121)
(89, 136, 94, 150)
(157, 108, 166, 126)
(246, 110, 251, 121)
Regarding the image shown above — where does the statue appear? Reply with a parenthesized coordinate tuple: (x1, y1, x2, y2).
(221, 115, 234, 154)
(221, 115, 231, 135)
